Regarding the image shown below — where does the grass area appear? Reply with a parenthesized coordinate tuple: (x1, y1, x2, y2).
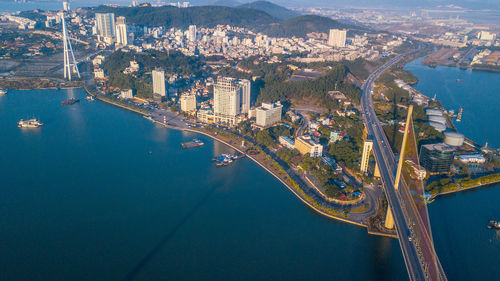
(349, 204, 370, 214)
(426, 172, 500, 196)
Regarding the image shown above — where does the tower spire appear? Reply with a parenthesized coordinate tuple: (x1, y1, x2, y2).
(61, 7, 80, 81)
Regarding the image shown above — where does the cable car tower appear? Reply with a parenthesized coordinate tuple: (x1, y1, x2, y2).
(61, 1, 80, 81)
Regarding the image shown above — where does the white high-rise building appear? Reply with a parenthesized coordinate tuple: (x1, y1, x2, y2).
(256, 102, 282, 128)
(187, 25, 197, 42)
(95, 13, 116, 40)
(328, 29, 347, 48)
(214, 77, 241, 125)
(477, 30, 496, 41)
(63, 1, 70, 11)
(239, 79, 251, 114)
(212, 77, 251, 125)
(115, 16, 128, 46)
(152, 69, 166, 97)
(360, 139, 373, 173)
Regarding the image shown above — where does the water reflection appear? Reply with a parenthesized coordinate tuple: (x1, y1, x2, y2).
(369, 237, 396, 280)
(151, 123, 169, 143)
(64, 89, 85, 132)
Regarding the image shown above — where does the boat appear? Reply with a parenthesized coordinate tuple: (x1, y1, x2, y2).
(0, 89, 7, 95)
(216, 158, 233, 166)
(85, 96, 95, 101)
(181, 139, 204, 149)
(456, 79, 464, 82)
(61, 98, 80, 105)
(213, 153, 245, 167)
(18, 118, 43, 128)
(487, 220, 500, 230)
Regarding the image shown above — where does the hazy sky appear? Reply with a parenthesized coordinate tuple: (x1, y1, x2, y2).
(1, 0, 499, 11)
(267, 0, 500, 9)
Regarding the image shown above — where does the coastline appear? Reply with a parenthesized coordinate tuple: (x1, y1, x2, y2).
(146, 115, 370, 229)
(82, 85, 382, 232)
(402, 54, 500, 202)
(428, 177, 500, 202)
(421, 61, 500, 73)
(82, 53, 498, 235)
(16, 56, 497, 229)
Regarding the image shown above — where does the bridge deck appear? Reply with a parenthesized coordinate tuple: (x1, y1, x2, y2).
(361, 52, 447, 281)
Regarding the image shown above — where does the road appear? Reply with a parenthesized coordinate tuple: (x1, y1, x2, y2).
(361, 52, 447, 281)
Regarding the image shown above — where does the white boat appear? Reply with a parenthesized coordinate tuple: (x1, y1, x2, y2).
(85, 95, 95, 101)
(18, 118, 43, 128)
(0, 89, 7, 95)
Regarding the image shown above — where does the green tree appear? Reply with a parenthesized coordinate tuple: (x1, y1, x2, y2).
(256, 130, 275, 147)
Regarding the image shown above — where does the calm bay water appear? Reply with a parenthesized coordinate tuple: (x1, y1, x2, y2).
(404, 58, 500, 280)
(0, 89, 407, 280)
(405, 57, 499, 148)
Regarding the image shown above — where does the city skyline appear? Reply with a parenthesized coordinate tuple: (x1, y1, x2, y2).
(0, 1, 498, 281)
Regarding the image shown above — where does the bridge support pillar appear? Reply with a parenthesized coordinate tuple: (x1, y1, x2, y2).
(384, 207, 395, 229)
(374, 162, 381, 178)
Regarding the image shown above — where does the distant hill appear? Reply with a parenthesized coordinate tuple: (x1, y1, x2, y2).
(92, 5, 364, 38)
(92, 5, 279, 29)
(238, 1, 300, 20)
(263, 15, 356, 38)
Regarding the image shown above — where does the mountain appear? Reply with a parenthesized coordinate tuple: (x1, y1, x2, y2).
(92, 5, 279, 29)
(238, 1, 300, 20)
(92, 5, 365, 38)
(263, 15, 359, 38)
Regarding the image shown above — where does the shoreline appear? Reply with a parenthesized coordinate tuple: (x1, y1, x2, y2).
(145, 115, 371, 229)
(428, 177, 500, 202)
(403, 54, 500, 202)
(421, 61, 500, 74)
(82, 85, 376, 231)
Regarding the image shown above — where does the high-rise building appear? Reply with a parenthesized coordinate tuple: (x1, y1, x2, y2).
(419, 143, 455, 174)
(180, 94, 197, 112)
(63, 1, 70, 11)
(115, 16, 128, 46)
(360, 140, 373, 173)
(256, 102, 282, 128)
(214, 77, 241, 125)
(477, 30, 496, 41)
(239, 79, 251, 114)
(152, 69, 166, 97)
(212, 77, 252, 125)
(328, 29, 347, 48)
(187, 25, 197, 42)
(95, 13, 116, 40)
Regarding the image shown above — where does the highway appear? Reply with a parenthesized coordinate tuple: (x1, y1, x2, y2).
(360, 52, 447, 281)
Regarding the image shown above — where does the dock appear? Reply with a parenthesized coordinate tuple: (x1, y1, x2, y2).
(181, 139, 204, 149)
